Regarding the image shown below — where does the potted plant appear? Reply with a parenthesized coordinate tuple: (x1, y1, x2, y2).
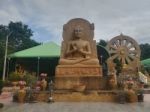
(8, 72, 21, 81)
(8, 72, 21, 87)
(40, 73, 47, 91)
(23, 73, 37, 87)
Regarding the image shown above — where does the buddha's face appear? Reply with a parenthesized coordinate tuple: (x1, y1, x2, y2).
(74, 27, 83, 39)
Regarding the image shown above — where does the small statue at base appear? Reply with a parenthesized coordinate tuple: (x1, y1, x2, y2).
(108, 73, 117, 90)
(41, 79, 47, 91)
(40, 73, 47, 91)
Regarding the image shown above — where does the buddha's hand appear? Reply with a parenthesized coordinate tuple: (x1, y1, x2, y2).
(73, 46, 77, 51)
(73, 47, 77, 51)
(78, 49, 84, 53)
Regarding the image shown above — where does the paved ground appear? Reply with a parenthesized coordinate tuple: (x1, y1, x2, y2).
(1, 101, 150, 112)
(0, 93, 150, 112)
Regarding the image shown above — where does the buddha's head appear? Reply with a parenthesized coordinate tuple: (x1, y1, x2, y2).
(74, 26, 83, 39)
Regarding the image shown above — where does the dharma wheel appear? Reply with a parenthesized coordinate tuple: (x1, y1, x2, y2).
(107, 34, 141, 65)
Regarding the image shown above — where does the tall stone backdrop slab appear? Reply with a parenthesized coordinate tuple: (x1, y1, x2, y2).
(55, 18, 102, 90)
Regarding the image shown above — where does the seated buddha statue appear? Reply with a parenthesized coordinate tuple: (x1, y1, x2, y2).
(59, 26, 99, 65)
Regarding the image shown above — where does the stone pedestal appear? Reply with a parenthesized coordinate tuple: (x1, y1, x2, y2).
(55, 65, 102, 90)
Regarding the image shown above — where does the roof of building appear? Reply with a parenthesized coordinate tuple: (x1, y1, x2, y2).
(8, 42, 60, 58)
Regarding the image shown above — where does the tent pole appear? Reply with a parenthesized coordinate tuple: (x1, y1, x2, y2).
(6, 58, 10, 79)
(37, 57, 40, 79)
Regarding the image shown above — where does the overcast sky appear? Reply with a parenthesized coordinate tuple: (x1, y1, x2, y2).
(0, 0, 150, 44)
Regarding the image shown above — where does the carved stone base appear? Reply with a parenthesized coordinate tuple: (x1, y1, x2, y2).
(55, 76, 102, 90)
(31, 91, 117, 102)
(55, 65, 102, 90)
(56, 65, 102, 77)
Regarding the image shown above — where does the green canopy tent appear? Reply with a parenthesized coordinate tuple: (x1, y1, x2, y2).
(8, 42, 60, 58)
(7, 42, 60, 78)
(141, 58, 150, 73)
(141, 58, 150, 68)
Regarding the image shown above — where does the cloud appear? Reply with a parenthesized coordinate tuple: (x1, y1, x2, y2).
(0, 1, 24, 24)
(0, 0, 150, 44)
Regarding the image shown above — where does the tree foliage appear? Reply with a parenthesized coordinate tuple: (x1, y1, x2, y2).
(0, 21, 39, 76)
(140, 43, 150, 60)
(97, 39, 107, 47)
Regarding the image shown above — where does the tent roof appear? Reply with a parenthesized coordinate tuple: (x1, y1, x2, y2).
(8, 42, 60, 58)
(141, 58, 150, 68)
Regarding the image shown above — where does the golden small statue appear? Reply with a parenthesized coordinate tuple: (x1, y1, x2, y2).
(40, 73, 47, 91)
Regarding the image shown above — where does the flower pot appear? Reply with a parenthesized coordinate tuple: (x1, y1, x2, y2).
(18, 89, 26, 103)
(126, 89, 137, 103)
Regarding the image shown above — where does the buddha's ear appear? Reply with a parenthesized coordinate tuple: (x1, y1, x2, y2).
(90, 23, 94, 30)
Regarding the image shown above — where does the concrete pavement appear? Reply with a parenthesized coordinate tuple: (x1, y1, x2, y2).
(0, 94, 150, 112)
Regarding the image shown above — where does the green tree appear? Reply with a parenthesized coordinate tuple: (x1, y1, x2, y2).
(8, 21, 39, 51)
(0, 21, 39, 77)
(140, 43, 150, 60)
(97, 39, 107, 47)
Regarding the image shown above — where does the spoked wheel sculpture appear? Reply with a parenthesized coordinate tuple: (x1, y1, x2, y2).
(107, 34, 141, 72)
